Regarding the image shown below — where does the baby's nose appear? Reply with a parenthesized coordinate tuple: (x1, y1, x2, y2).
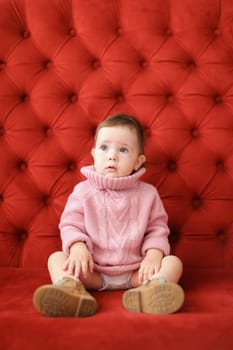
(108, 149, 117, 160)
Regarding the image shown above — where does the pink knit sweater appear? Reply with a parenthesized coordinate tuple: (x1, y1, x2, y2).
(59, 166, 170, 275)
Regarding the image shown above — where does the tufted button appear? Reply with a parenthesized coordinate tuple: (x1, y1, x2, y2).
(69, 93, 77, 103)
(90, 126, 97, 137)
(44, 60, 52, 69)
(18, 161, 27, 171)
(18, 229, 27, 242)
(116, 26, 122, 36)
(44, 126, 52, 136)
(69, 28, 76, 37)
(67, 162, 76, 171)
(42, 195, 52, 206)
(139, 59, 148, 69)
(165, 28, 172, 37)
(214, 94, 222, 104)
(0, 127, 4, 136)
(145, 128, 151, 137)
(187, 60, 196, 70)
(0, 61, 5, 70)
(166, 93, 174, 103)
(216, 160, 224, 172)
(167, 160, 177, 172)
(22, 30, 30, 39)
(20, 93, 28, 102)
(192, 195, 202, 209)
(217, 229, 226, 242)
(92, 59, 100, 69)
(190, 126, 199, 138)
(115, 93, 124, 103)
(213, 28, 220, 37)
(0, 194, 3, 204)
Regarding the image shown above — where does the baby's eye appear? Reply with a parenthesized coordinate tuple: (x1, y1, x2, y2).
(120, 147, 129, 154)
(100, 144, 108, 151)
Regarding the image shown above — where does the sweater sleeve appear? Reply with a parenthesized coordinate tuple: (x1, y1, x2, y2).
(59, 183, 93, 256)
(141, 186, 170, 256)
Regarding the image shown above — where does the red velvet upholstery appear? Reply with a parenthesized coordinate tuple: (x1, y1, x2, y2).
(0, 1, 232, 349)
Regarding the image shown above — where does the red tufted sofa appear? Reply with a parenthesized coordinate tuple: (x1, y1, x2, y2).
(0, 1, 233, 349)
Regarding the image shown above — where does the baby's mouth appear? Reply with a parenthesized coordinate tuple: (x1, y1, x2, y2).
(106, 166, 117, 171)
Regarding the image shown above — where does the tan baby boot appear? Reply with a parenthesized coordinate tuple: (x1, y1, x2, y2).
(122, 278, 184, 315)
(33, 276, 98, 317)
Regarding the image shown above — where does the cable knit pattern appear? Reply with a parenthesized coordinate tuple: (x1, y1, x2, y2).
(60, 166, 170, 275)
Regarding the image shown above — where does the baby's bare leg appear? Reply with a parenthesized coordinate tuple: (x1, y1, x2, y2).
(154, 255, 183, 283)
(48, 251, 102, 289)
(131, 255, 183, 287)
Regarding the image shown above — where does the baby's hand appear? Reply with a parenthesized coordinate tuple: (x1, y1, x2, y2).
(138, 248, 163, 284)
(63, 242, 94, 279)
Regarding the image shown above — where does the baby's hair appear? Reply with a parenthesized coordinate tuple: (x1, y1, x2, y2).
(94, 113, 145, 154)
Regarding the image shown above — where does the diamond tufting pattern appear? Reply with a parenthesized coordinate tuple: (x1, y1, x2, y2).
(0, 0, 232, 270)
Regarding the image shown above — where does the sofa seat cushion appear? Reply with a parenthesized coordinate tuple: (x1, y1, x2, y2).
(1, 267, 233, 350)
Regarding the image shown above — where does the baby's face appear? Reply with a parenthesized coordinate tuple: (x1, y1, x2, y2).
(92, 125, 145, 177)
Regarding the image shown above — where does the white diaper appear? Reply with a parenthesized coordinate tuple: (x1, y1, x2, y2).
(99, 272, 132, 291)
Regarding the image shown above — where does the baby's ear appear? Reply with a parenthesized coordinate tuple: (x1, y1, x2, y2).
(135, 154, 146, 170)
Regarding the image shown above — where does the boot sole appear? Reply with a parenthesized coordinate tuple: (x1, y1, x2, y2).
(122, 282, 184, 315)
(33, 285, 98, 317)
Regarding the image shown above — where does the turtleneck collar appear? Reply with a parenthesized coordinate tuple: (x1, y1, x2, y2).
(81, 165, 145, 190)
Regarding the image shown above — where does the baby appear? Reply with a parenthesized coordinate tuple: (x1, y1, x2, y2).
(33, 113, 184, 317)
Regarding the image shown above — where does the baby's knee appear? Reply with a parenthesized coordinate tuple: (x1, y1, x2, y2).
(47, 251, 65, 269)
(164, 255, 183, 270)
